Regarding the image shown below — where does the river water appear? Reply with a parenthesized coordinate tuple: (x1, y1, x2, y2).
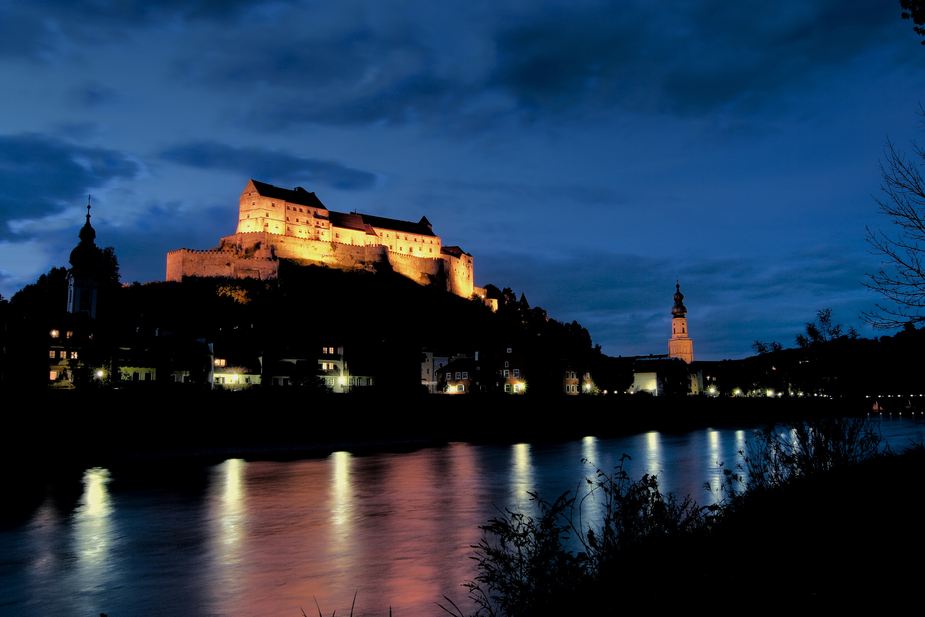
(1, 414, 921, 617)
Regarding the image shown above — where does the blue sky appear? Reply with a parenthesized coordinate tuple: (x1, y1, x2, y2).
(1, 0, 923, 360)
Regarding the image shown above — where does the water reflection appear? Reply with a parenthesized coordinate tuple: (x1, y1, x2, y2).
(72, 467, 115, 614)
(4, 418, 922, 617)
(510, 443, 535, 511)
(208, 458, 247, 611)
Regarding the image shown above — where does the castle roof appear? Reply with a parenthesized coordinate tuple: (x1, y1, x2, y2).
(329, 211, 378, 236)
(355, 212, 437, 237)
(249, 179, 328, 211)
(441, 245, 470, 258)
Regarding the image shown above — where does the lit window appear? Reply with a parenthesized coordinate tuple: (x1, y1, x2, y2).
(66, 331, 73, 339)
(50, 370, 58, 380)
(60, 351, 67, 359)
(50, 330, 59, 338)
(214, 359, 226, 367)
(70, 351, 78, 359)
(49, 350, 56, 359)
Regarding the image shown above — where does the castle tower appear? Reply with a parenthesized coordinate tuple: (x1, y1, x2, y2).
(66, 199, 101, 318)
(668, 283, 693, 364)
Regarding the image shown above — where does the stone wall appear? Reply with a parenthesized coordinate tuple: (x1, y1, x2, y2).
(166, 248, 279, 282)
(169, 231, 474, 297)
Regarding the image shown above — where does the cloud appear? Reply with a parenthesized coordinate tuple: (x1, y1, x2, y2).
(0, 134, 140, 238)
(0, 0, 273, 61)
(490, 1, 905, 116)
(180, 1, 912, 131)
(158, 142, 378, 190)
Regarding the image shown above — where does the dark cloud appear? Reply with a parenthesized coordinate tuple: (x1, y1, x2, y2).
(491, 1, 904, 116)
(183, 1, 912, 131)
(158, 142, 377, 190)
(0, 0, 273, 61)
(0, 134, 140, 237)
(70, 83, 121, 108)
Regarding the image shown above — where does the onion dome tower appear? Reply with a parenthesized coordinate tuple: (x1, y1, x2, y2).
(668, 282, 693, 363)
(66, 198, 102, 318)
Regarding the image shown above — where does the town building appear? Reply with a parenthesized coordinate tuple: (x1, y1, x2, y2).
(167, 180, 475, 298)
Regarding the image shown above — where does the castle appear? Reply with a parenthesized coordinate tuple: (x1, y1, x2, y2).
(167, 180, 475, 297)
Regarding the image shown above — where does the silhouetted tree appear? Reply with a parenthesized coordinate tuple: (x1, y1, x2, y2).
(751, 341, 783, 355)
(901, 0, 925, 43)
(865, 122, 925, 328)
(796, 309, 842, 348)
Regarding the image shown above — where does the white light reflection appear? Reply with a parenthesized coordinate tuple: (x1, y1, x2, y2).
(208, 458, 247, 610)
(330, 451, 353, 527)
(639, 431, 663, 477)
(510, 443, 535, 512)
(581, 436, 599, 467)
(72, 467, 115, 606)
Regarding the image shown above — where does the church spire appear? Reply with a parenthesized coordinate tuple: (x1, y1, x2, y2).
(668, 282, 693, 363)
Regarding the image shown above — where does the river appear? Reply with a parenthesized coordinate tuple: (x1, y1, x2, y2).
(1, 413, 921, 617)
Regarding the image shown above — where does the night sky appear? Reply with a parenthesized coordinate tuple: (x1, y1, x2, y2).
(1, 1, 923, 360)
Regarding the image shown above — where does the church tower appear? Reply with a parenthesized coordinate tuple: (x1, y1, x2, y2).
(66, 199, 101, 319)
(668, 283, 693, 363)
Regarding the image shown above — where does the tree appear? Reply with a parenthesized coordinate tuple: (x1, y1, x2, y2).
(901, 1, 925, 44)
(796, 308, 842, 348)
(864, 132, 925, 329)
(751, 341, 782, 355)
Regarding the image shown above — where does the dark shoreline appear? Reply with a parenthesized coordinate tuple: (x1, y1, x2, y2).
(9, 389, 898, 470)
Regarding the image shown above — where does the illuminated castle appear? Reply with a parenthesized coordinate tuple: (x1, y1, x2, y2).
(167, 180, 474, 297)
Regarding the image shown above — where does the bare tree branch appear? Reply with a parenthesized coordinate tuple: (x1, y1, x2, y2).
(864, 126, 925, 329)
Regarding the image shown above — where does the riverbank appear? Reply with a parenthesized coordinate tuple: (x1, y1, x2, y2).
(586, 443, 925, 612)
(6, 389, 908, 469)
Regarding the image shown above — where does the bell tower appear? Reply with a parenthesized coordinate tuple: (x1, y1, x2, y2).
(66, 197, 101, 319)
(668, 283, 693, 363)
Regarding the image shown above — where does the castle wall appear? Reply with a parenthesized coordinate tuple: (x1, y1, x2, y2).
(166, 248, 279, 282)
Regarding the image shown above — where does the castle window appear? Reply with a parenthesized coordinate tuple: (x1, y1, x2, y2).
(49, 350, 56, 359)
(70, 351, 78, 360)
(457, 384, 464, 392)
(503, 370, 510, 378)
(504, 361, 509, 368)
(513, 369, 520, 378)
(60, 351, 67, 359)
(462, 372, 468, 379)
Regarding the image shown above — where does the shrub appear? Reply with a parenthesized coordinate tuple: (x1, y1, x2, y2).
(454, 457, 707, 617)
